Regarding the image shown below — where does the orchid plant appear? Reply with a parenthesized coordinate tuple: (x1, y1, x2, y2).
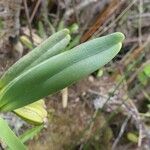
(0, 29, 124, 150)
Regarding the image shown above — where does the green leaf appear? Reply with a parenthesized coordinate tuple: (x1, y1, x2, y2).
(0, 29, 70, 90)
(138, 71, 148, 86)
(0, 117, 26, 150)
(127, 132, 138, 143)
(20, 36, 33, 50)
(68, 23, 79, 34)
(19, 125, 43, 143)
(67, 35, 80, 50)
(143, 64, 150, 77)
(97, 69, 104, 77)
(138, 64, 150, 86)
(38, 21, 47, 39)
(0, 32, 124, 111)
(0, 18, 4, 31)
(25, 34, 70, 70)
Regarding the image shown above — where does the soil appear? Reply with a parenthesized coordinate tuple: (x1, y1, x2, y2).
(28, 77, 114, 150)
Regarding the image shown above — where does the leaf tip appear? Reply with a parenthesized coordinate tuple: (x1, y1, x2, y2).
(115, 32, 125, 42)
(66, 34, 71, 41)
(63, 28, 70, 35)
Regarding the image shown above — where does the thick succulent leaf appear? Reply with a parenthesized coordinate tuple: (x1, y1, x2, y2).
(13, 100, 47, 125)
(25, 34, 71, 70)
(0, 32, 124, 111)
(0, 29, 70, 90)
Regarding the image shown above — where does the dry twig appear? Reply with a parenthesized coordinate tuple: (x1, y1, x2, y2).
(81, 0, 125, 42)
(112, 115, 131, 150)
(23, 0, 33, 43)
(30, 0, 42, 23)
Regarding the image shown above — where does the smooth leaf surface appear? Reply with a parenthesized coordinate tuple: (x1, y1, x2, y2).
(0, 29, 69, 90)
(25, 34, 71, 70)
(0, 32, 124, 111)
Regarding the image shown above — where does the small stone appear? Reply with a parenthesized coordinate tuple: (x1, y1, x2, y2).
(88, 76, 94, 82)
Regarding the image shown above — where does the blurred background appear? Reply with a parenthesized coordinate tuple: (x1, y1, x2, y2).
(0, 0, 150, 149)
